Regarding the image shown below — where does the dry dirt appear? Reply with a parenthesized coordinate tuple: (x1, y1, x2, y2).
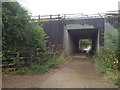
(2, 54, 118, 88)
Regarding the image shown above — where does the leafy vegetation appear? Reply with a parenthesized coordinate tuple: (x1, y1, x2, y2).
(93, 29, 119, 85)
(2, 2, 47, 62)
(4, 52, 70, 76)
(2, 2, 70, 75)
(79, 39, 92, 49)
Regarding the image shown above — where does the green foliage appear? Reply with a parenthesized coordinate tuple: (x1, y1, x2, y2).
(12, 52, 70, 75)
(2, 2, 70, 76)
(80, 39, 92, 49)
(2, 2, 30, 53)
(2, 2, 47, 63)
(93, 30, 119, 85)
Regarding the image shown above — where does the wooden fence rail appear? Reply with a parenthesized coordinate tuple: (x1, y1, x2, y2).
(2, 53, 28, 73)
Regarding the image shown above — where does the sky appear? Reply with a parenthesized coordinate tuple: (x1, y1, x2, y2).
(19, 0, 120, 16)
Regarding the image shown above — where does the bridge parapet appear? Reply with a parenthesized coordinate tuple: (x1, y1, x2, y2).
(31, 12, 118, 22)
(36, 12, 118, 55)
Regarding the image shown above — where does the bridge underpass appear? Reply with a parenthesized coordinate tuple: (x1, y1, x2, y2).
(65, 29, 99, 55)
(39, 18, 107, 55)
(37, 14, 118, 56)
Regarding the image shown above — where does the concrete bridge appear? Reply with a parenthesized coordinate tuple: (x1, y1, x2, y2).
(35, 14, 118, 55)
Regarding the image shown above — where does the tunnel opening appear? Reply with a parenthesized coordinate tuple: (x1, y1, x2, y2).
(79, 39, 92, 54)
(67, 29, 99, 55)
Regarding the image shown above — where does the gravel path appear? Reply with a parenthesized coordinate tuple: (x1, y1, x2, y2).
(2, 54, 118, 88)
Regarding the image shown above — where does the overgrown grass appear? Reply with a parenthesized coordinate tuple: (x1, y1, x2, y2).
(92, 28, 119, 85)
(3, 52, 70, 76)
(93, 46, 119, 85)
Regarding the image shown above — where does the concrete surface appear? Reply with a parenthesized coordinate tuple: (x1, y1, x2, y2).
(2, 54, 118, 88)
(41, 54, 117, 88)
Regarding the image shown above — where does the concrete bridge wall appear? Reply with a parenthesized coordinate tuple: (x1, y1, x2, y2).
(38, 20, 64, 46)
(39, 18, 104, 44)
(38, 17, 117, 54)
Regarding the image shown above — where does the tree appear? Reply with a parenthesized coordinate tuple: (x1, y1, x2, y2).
(2, 2, 47, 62)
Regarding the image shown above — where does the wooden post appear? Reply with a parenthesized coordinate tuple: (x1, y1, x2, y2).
(16, 52, 20, 64)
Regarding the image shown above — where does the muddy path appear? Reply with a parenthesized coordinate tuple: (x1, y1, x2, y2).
(2, 54, 118, 88)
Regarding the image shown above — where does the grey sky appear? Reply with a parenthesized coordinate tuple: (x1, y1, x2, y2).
(19, 0, 119, 15)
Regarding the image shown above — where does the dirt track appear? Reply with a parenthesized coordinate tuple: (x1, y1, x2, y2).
(2, 54, 118, 88)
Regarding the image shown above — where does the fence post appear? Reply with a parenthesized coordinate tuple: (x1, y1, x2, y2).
(50, 15, 52, 19)
(38, 15, 40, 21)
(58, 14, 60, 19)
(64, 14, 66, 19)
(16, 52, 20, 64)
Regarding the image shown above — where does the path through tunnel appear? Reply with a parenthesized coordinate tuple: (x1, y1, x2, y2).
(67, 29, 99, 55)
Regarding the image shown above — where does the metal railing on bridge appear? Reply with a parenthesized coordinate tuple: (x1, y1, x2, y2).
(30, 11, 119, 22)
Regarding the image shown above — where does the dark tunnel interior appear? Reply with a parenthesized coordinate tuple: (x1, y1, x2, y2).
(67, 29, 99, 55)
